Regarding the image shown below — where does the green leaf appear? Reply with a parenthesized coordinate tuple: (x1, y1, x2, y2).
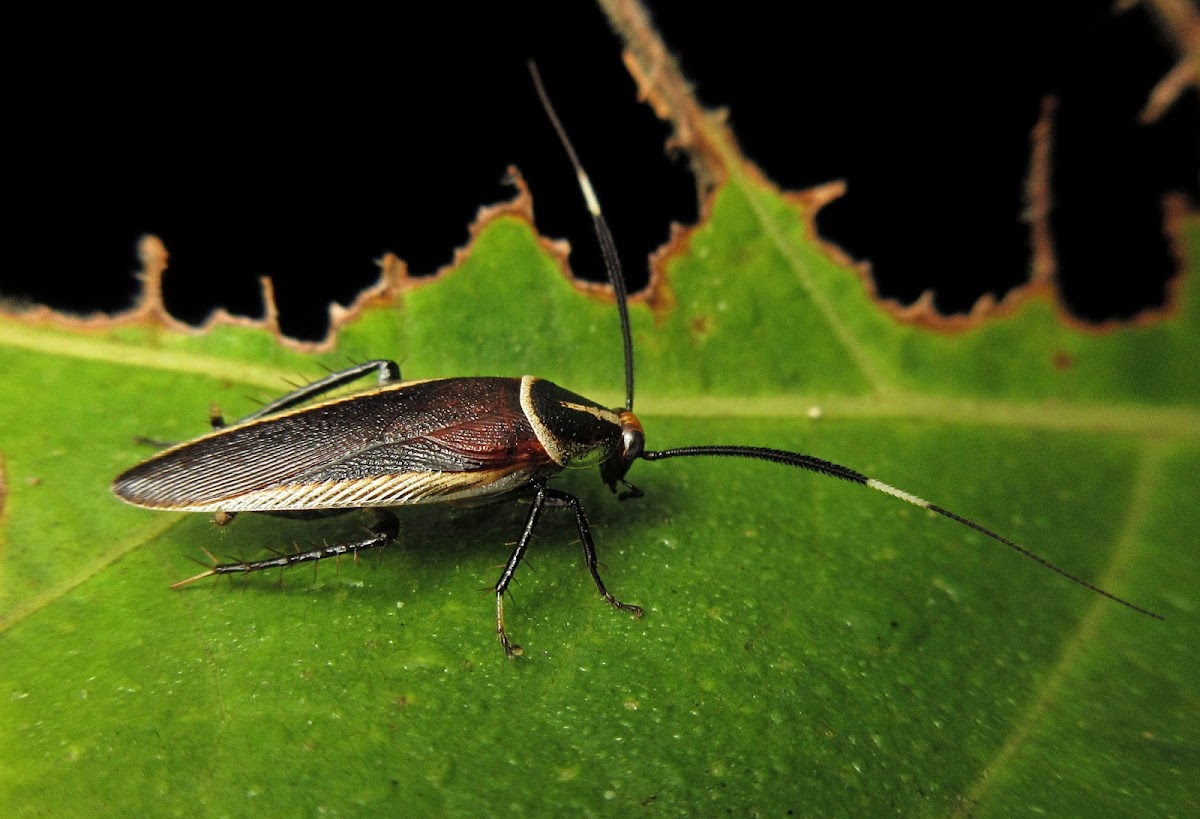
(2, 76, 1198, 819)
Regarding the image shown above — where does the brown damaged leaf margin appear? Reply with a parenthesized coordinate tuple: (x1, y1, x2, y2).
(1140, 0, 1200, 124)
(0, 234, 296, 342)
(4, 4, 1191, 344)
(1026, 95, 1059, 290)
(603, 0, 1015, 333)
(806, 95, 1066, 334)
(383, 167, 674, 317)
(1022, 96, 1185, 335)
(600, 0, 1192, 333)
(0, 170, 669, 351)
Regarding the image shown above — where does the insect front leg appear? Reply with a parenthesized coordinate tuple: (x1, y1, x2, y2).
(494, 485, 642, 658)
(171, 511, 400, 588)
(542, 488, 643, 620)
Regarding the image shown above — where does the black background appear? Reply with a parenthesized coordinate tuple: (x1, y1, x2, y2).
(3, 3, 1197, 340)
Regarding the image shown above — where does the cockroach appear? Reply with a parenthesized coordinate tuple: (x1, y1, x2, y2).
(113, 64, 1161, 656)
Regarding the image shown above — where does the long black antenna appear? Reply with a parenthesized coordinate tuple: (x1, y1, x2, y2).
(642, 445, 1163, 620)
(529, 61, 636, 412)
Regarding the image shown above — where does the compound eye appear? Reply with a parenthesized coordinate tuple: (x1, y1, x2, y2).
(622, 427, 644, 462)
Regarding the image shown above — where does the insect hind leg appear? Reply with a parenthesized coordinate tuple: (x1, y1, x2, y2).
(172, 512, 400, 589)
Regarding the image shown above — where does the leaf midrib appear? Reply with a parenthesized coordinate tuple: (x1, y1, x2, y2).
(729, 167, 889, 392)
(954, 441, 1166, 815)
(3, 320, 1198, 440)
(641, 393, 1200, 439)
(0, 514, 180, 633)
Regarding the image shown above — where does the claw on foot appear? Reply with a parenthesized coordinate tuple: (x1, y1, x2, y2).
(171, 547, 221, 589)
(171, 568, 216, 590)
(496, 594, 524, 658)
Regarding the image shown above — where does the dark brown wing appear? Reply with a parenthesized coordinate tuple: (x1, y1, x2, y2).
(112, 377, 556, 512)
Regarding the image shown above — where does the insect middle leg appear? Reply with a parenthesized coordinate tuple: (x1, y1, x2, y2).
(171, 511, 400, 588)
(495, 485, 643, 657)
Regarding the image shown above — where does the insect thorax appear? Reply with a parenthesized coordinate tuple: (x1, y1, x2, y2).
(519, 376, 623, 469)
